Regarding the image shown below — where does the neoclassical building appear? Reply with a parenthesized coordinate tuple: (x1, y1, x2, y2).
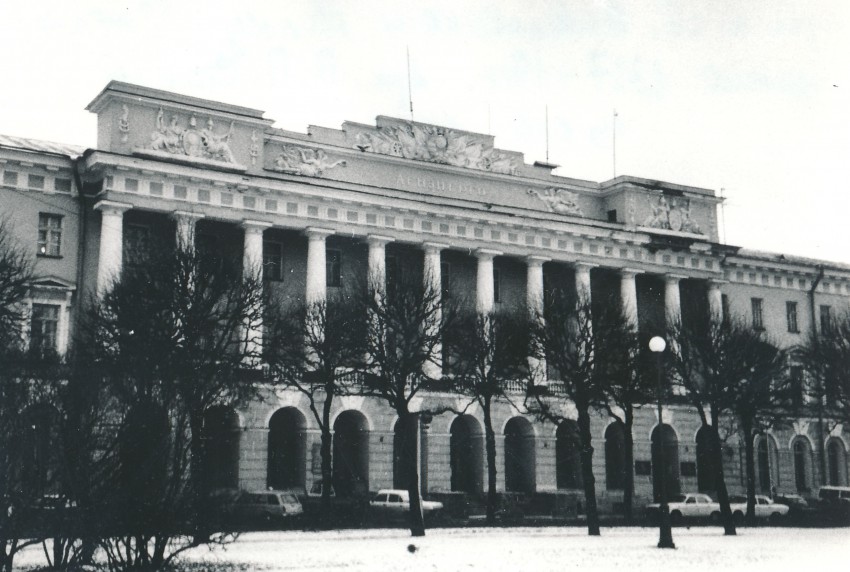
(1, 82, 848, 512)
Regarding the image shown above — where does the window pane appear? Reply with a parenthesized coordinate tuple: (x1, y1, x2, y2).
(31, 304, 59, 352)
(38, 214, 62, 256)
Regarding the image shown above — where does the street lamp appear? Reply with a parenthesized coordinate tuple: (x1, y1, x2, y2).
(649, 335, 675, 549)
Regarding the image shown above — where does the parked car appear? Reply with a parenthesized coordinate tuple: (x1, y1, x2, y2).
(369, 489, 444, 520)
(231, 490, 303, 524)
(728, 494, 789, 522)
(646, 493, 719, 523)
(307, 480, 335, 498)
(816, 486, 850, 524)
(774, 493, 815, 523)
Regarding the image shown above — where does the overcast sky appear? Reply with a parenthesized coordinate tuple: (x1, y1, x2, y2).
(2, 1, 848, 264)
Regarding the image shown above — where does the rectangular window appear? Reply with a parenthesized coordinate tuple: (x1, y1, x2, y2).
(789, 366, 804, 407)
(263, 241, 284, 281)
(751, 298, 764, 330)
(786, 302, 799, 333)
(441, 261, 451, 299)
(326, 249, 341, 288)
(721, 294, 730, 324)
(30, 304, 59, 354)
(493, 268, 501, 304)
(28, 174, 45, 190)
(37, 213, 62, 257)
(124, 224, 150, 267)
(820, 305, 832, 334)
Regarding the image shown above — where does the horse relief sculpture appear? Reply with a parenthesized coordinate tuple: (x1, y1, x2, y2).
(273, 145, 347, 177)
(149, 109, 236, 163)
(643, 196, 702, 234)
(352, 119, 518, 175)
(526, 187, 583, 216)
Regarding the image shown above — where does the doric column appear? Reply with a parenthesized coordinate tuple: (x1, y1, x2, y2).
(422, 243, 447, 379)
(708, 279, 726, 323)
(173, 210, 204, 251)
(367, 235, 393, 293)
(94, 200, 132, 297)
(527, 256, 549, 384)
(305, 228, 333, 304)
(476, 249, 502, 314)
(664, 274, 686, 326)
(574, 262, 595, 306)
(241, 220, 272, 279)
(620, 268, 642, 327)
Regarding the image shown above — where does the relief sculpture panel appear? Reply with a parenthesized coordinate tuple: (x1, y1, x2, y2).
(148, 108, 237, 164)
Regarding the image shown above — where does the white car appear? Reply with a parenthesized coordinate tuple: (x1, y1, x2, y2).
(729, 495, 790, 521)
(646, 493, 719, 522)
(369, 489, 443, 518)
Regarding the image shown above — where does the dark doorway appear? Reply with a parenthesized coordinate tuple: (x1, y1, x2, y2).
(651, 424, 680, 500)
(604, 421, 626, 490)
(450, 415, 483, 493)
(695, 426, 717, 493)
(504, 417, 536, 493)
(333, 410, 370, 497)
(202, 406, 241, 490)
(556, 420, 583, 489)
(268, 407, 307, 490)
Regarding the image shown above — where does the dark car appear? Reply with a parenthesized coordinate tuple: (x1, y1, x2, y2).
(815, 486, 850, 524)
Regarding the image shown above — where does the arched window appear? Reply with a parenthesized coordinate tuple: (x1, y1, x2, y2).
(827, 439, 847, 486)
(202, 406, 241, 490)
(268, 407, 307, 490)
(793, 438, 812, 493)
(604, 422, 625, 490)
(556, 420, 583, 489)
(450, 415, 483, 493)
(504, 417, 536, 493)
(333, 410, 370, 497)
(651, 424, 680, 500)
(695, 426, 717, 493)
(756, 434, 780, 493)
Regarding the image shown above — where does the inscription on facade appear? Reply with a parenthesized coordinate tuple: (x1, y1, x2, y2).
(395, 174, 487, 196)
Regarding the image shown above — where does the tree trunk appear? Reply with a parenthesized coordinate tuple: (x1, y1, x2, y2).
(742, 418, 757, 525)
(400, 408, 426, 537)
(623, 411, 635, 523)
(576, 404, 600, 536)
(320, 390, 334, 524)
(709, 417, 736, 536)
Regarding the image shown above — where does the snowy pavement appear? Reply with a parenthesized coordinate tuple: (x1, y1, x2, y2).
(14, 526, 849, 571)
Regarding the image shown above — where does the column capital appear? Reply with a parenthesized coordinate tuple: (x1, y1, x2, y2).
(620, 267, 644, 278)
(526, 255, 550, 267)
(367, 234, 394, 247)
(93, 200, 133, 215)
(475, 248, 503, 261)
(707, 278, 728, 288)
(173, 210, 205, 222)
(665, 273, 688, 284)
(305, 227, 334, 239)
(241, 219, 273, 235)
(574, 261, 598, 272)
(421, 241, 449, 253)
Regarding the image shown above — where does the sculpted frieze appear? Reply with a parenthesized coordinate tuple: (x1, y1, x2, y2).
(148, 108, 236, 164)
(527, 187, 583, 217)
(643, 196, 702, 234)
(352, 118, 519, 175)
(272, 145, 347, 177)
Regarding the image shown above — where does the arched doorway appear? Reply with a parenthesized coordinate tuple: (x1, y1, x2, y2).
(393, 416, 427, 491)
(827, 439, 847, 486)
(202, 406, 241, 490)
(556, 420, 582, 489)
(793, 437, 813, 493)
(504, 417, 536, 493)
(119, 404, 170, 522)
(604, 421, 625, 490)
(333, 410, 369, 497)
(756, 434, 780, 493)
(450, 415, 483, 493)
(695, 426, 717, 493)
(268, 407, 307, 490)
(651, 424, 680, 500)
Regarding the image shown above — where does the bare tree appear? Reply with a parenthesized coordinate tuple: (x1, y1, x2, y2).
(0, 218, 31, 352)
(357, 270, 456, 537)
(526, 291, 603, 536)
(83, 241, 264, 567)
(593, 299, 654, 523)
(446, 308, 532, 524)
(264, 293, 367, 520)
(801, 308, 850, 426)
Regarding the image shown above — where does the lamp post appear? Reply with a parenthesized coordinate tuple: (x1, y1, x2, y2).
(649, 335, 675, 549)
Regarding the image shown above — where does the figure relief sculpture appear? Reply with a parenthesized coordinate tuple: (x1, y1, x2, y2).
(147, 108, 237, 164)
(118, 104, 130, 143)
(527, 187, 583, 216)
(643, 196, 702, 234)
(250, 130, 260, 165)
(353, 119, 519, 175)
(273, 145, 347, 177)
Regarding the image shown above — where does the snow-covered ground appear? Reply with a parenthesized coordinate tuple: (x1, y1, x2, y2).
(13, 526, 849, 571)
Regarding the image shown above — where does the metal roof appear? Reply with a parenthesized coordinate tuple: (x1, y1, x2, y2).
(0, 133, 86, 159)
